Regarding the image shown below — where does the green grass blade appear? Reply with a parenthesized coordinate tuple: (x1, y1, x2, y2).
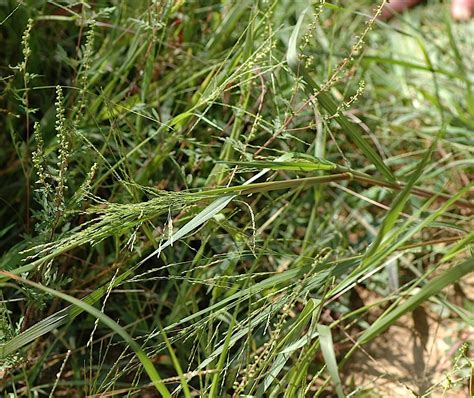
(357, 256, 474, 345)
(0, 264, 139, 357)
(138, 169, 269, 265)
(159, 324, 192, 398)
(442, 231, 474, 262)
(0, 271, 172, 398)
(218, 157, 337, 171)
(317, 324, 345, 398)
(258, 299, 319, 394)
(287, 9, 395, 182)
(364, 140, 435, 258)
(209, 307, 238, 398)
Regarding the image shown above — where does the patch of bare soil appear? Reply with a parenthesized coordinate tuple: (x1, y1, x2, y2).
(345, 274, 474, 397)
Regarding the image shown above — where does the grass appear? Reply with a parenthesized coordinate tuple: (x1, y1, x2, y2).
(0, 0, 473, 396)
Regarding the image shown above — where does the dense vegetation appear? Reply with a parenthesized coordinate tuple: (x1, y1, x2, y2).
(0, 1, 473, 396)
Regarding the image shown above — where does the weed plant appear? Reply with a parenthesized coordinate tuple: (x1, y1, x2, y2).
(0, 1, 473, 396)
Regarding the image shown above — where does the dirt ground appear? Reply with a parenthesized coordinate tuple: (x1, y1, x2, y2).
(346, 274, 474, 397)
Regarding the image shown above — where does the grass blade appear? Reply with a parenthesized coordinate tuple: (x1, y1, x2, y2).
(364, 140, 435, 258)
(317, 324, 345, 398)
(159, 325, 192, 398)
(0, 271, 172, 398)
(357, 256, 474, 345)
(287, 9, 395, 182)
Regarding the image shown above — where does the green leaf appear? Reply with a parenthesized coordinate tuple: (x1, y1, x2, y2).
(259, 299, 320, 394)
(317, 324, 345, 398)
(0, 272, 172, 398)
(159, 325, 192, 398)
(365, 141, 435, 258)
(357, 256, 474, 345)
(138, 169, 270, 265)
(442, 231, 474, 262)
(287, 9, 395, 182)
(219, 156, 337, 172)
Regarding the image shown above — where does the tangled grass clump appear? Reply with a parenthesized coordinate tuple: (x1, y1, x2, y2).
(0, 1, 472, 396)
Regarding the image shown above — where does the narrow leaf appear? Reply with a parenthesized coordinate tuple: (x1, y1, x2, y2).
(317, 324, 345, 398)
(358, 257, 474, 345)
(365, 141, 435, 258)
(287, 9, 395, 182)
(0, 272, 172, 398)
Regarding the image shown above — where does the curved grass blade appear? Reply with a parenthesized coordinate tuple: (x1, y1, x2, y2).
(0, 271, 172, 398)
(0, 264, 138, 358)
